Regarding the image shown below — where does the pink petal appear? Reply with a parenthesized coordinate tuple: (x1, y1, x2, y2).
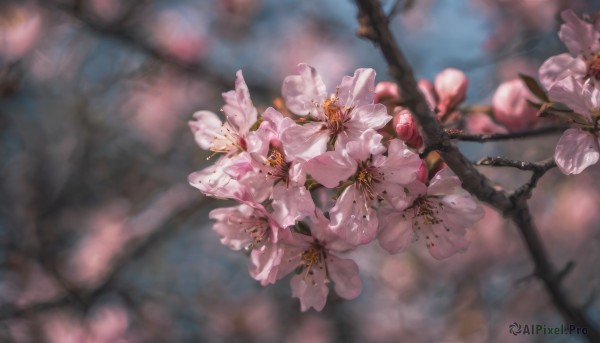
(344, 103, 392, 134)
(555, 129, 600, 174)
(327, 256, 362, 299)
(329, 185, 378, 245)
(538, 53, 585, 90)
(290, 268, 329, 312)
(439, 194, 485, 230)
(271, 183, 315, 228)
(427, 169, 463, 196)
(209, 205, 254, 250)
(222, 70, 257, 134)
(377, 208, 414, 254)
(249, 241, 284, 285)
(189, 111, 222, 150)
(282, 63, 327, 115)
(492, 79, 538, 131)
(305, 150, 357, 188)
(559, 9, 600, 56)
(434, 68, 468, 115)
(338, 68, 376, 108)
(424, 222, 470, 260)
(378, 139, 421, 184)
(281, 122, 329, 160)
(548, 76, 594, 120)
(345, 129, 385, 162)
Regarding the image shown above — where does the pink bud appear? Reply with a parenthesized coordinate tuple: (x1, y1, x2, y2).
(417, 160, 429, 183)
(417, 79, 437, 111)
(393, 107, 423, 150)
(434, 68, 468, 117)
(492, 79, 538, 131)
(374, 82, 400, 103)
(466, 112, 509, 135)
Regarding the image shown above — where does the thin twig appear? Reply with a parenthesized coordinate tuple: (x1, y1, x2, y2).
(449, 125, 567, 142)
(354, 0, 599, 340)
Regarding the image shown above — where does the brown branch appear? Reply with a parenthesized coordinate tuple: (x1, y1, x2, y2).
(355, 0, 599, 341)
(449, 125, 567, 142)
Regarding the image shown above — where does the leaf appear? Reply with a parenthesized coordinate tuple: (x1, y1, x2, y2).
(519, 74, 549, 102)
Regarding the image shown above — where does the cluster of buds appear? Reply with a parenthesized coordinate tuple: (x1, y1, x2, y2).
(188, 64, 484, 311)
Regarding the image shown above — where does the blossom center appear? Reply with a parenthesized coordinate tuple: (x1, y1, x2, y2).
(355, 165, 384, 201)
(412, 196, 442, 225)
(585, 54, 600, 81)
(244, 218, 270, 248)
(265, 146, 291, 181)
(301, 247, 322, 267)
(321, 96, 351, 141)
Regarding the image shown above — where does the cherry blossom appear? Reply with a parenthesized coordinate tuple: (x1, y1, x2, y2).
(492, 79, 538, 131)
(280, 63, 391, 159)
(306, 130, 421, 245)
(548, 76, 600, 174)
(539, 9, 600, 90)
(209, 202, 287, 285)
(275, 211, 362, 312)
(377, 168, 484, 259)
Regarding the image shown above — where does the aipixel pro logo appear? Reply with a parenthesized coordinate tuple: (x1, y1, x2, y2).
(508, 322, 587, 336)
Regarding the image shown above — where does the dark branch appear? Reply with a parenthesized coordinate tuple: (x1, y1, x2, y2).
(354, 0, 599, 340)
(449, 125, 567, 142)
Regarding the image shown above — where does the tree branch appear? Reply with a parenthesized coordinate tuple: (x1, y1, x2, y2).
(355, 0, 599, 340)
(449, 125, 567, 142)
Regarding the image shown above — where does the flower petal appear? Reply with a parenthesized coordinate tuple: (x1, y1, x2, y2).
(282, 63, 328, 115)
(290, 267, 329, 312)
(305, 150, 357, 188)
(189, 111, 222, 150)
(327, 256, 362, 299)
(338, 68, 376, 108)
(271, 183, 315, 228)
(555, 129, 600, 174)
(222, 70, 257, 134)
(329, 185, 379, 245)
(538, 53, 585, 90)
(281, 122, 329, 160)
(377, 208, 414, 254)
(559, 9, 600, 56)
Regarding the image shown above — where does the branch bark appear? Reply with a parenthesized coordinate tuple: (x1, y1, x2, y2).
(355, 0, 599, 340)
(449, 125, 567, 142)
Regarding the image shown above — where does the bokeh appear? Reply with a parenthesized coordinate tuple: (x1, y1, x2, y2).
(1, 0, 600, 342)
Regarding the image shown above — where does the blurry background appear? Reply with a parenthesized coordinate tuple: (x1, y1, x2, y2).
(1, 0, 600, 342)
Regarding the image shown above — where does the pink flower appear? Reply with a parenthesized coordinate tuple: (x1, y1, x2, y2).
(209, 203, 286, 285)
(276, 211, 362, 312)
(392, 107, 423, 149)
(377, 168, 484, 259)
(465, 112, 508, 135)
(280, 64, 391, 159)
(374, 81, 400, 103)
(189, 70, 262, 155)
(251, 108, 316, 227)
(492, 79, 538, 131)
(306, 130, 421, 245)
(539, 10, 600, 90)
(434, 68, 468, 117)
(548, 76, 600, 174)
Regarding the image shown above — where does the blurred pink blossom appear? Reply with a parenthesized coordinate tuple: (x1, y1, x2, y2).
(374, 81, 400, 103)
(492, 79, 538, 131)
(434, 68, 469, 117)
(150, 10, 206, 62)
(466, 112, 508, 135)
(0, 6, 41, 61)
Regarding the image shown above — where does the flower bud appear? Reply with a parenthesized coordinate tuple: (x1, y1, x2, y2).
(393, 107, 423, 150)
(434, 68, 468, 117)
(492, 79, 538, 131)
(466, 112, 508, 135)
(417, 160, 429, 183)
(374, 81, 400, 103)
(417, 79, 437, 111)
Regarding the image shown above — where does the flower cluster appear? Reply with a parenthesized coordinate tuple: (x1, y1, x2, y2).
(538, 10, 600, 175)
(188, 64, 484, 311)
